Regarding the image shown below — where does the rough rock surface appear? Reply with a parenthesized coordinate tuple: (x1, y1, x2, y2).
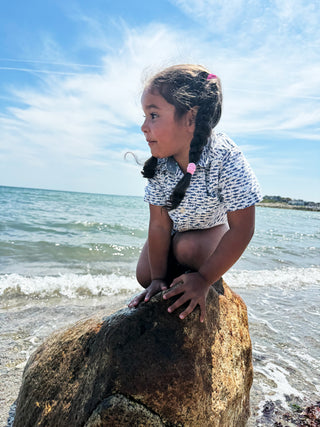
(13, 279, 253, 427)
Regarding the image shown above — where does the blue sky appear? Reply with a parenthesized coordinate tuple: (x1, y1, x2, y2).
(0, 0, 319, 201)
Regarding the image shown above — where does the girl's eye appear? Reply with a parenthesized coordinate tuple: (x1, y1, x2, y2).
(142, 113, 158, 120)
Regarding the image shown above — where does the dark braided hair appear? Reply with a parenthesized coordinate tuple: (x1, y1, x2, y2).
(142, 64, 222, 210)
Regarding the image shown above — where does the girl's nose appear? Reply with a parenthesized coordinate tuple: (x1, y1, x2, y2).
(141, 118, 148, 134)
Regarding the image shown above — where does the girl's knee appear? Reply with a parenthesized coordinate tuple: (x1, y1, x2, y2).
(173, 236, 199, 267)
(173, 225, 228, 268)
(136, 263, 150, 288)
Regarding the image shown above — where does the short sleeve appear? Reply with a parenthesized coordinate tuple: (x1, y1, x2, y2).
(220, 149, 262, 211)
(144, 176, 167, 206)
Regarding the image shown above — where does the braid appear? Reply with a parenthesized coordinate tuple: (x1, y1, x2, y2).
(142, 156, 157, 178)
(142, 64, 223, 210)
(166, 105, 212, 210)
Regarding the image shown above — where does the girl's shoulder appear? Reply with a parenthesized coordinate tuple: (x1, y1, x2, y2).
(211, 132, 240, 152)
(152, 133, 241, 173)
(203, 132, 240, 163)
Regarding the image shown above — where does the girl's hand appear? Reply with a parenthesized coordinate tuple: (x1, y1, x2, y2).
(128, 279, 167, 308)
(163, 272, 210, 322)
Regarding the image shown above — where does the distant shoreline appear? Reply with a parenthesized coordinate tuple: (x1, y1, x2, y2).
(257, 202, 320, 212)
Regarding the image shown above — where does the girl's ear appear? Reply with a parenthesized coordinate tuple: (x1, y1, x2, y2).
(186, 107, 198, 133)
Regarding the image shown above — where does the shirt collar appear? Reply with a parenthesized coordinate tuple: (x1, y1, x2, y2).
(165, 135, 213, 173)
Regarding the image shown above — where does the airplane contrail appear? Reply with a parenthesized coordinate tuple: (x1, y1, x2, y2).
(0, 58, 104, 68)
(0, 66, 89, 76)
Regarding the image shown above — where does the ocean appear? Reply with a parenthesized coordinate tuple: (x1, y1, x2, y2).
(0, 185, 319, 426)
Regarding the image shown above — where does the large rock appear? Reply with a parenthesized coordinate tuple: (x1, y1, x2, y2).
(13, 279, 253, 427)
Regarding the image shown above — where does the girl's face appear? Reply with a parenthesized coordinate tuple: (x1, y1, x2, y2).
(141, 89, 194, 169)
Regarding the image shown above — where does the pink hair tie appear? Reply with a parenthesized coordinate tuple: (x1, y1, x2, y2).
(207, 73, 217, 80)
(187, 162, 196, 175)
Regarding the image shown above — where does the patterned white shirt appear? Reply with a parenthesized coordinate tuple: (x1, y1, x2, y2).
(144, 132, 262, 232)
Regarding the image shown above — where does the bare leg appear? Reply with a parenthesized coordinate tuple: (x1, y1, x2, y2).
(172, 223, 228, 271)
(136, 240, 151, 288)
(136, 223, 228, 287)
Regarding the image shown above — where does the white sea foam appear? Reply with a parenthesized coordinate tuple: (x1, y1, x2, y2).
(256, 362, 304, 407)
(0, 273, 141, 298)
(224, 266, 320, 290)
(0, 266, 319, 299)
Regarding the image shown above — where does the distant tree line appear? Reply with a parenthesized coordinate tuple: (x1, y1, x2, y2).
(261, 195, 320, 208)
(262, 195, 292, 203)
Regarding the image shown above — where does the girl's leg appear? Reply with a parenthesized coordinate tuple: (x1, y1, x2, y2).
(136, 240, 151, 288)
(172, 223, 228, 271)
(136, 223, 228, 287)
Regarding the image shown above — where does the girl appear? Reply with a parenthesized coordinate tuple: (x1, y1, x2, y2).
(128, 64, 261, 322)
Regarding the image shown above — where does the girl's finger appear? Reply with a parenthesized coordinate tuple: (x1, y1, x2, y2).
(163, 284, 184, 300)
(128, 291, 146, 307)
(144, 289, 154, 301)
(167, 294, 188, 313)
(128, 298, 136, 307)
(179, 300, 197, 320)
(170, 275, 184, 288)
(199, 301, 206, 323)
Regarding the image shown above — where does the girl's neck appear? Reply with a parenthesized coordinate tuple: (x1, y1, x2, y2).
(173, 154, 189, 174)
(173, 136, 192, 173)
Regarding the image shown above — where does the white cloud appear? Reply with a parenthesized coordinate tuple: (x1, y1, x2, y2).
(0, 4, 319, 197)
(172, 0, 320, 43)
(0, 23, 202, 194)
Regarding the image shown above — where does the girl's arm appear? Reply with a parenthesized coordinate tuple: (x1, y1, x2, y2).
(129, 204, 172, 307)
(163, 205, 255, 321)
(199, 205, 255, 283)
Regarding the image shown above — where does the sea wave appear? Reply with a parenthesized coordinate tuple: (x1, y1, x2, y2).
(0, 273, 141, 299)
(0, 266, 319, 300)
(225, 266, 320, 289)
